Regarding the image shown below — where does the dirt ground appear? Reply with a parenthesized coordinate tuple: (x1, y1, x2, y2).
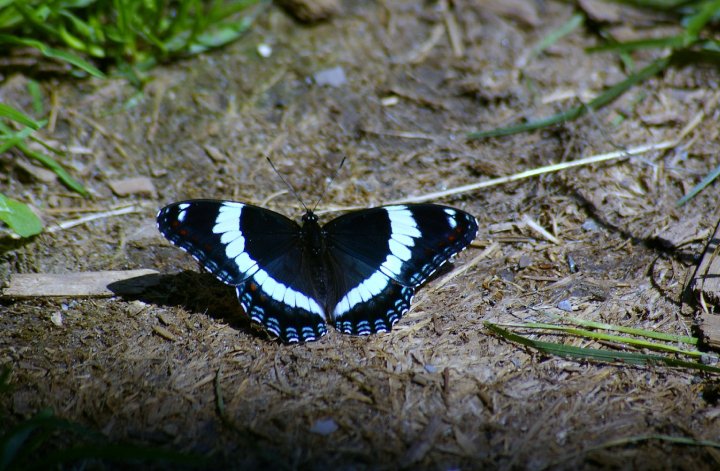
(3, 0, 720, 469)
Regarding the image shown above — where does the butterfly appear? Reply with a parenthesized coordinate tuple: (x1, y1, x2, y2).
(157, 200, 478, 343)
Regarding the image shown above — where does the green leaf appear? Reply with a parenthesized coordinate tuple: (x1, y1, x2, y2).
(0, 193, 42, 238)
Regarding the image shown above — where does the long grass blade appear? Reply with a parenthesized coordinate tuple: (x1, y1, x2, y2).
(467, 55, 672, 139)
(587, 35, 686, 53)
(541, 311, 698, 345)
(485, 323, 720, 374)
(497, 321, 702, 357)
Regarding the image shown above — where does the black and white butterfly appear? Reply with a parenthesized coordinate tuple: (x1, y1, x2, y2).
(157, 200, 478, 343)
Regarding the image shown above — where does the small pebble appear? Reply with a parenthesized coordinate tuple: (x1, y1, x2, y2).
(566, 254, 578, 273)
(310, 418, 338, 435)
(257, 43, 272, 58)
(314, 66, 347, 87)
(498, 268, 514, 282)
(381, 95, 399, 106)
(518, 254, 532, 269)
(108, 177, 156, 197)
(50, 311, 63, 327)
(557, 300, 573, 312)
(701, 354, 719, 365)
(581, 219, 600, 231)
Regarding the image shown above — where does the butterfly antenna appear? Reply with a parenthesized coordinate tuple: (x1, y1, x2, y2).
(266, 156, 309, 212)
(312, 156, 346, 212)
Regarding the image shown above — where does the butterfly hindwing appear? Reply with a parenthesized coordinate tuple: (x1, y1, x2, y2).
(157, 200, 327, 343)
(324, 204, 478, 335)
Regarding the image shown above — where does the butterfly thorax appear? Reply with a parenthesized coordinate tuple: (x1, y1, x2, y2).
(300, 210, 332, 306)
(300, 210, 325, 256)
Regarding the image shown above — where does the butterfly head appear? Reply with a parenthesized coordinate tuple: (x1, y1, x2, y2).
(301, 210, 318, 225)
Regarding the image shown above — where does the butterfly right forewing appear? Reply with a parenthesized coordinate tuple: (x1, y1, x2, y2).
(323, 204, 478, 336)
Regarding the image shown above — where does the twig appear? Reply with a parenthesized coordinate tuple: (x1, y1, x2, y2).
(388, 138, 678, 205)
(47, 205, 143, 233)
(522, 214, 561, 244)
(430, 242, 499, 293)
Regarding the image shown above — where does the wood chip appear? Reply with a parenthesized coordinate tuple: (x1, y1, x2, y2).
(401, 416, 444, 466)
(15, 159, 57, 183)
(577, 0, 623, 22)
(478, 0, 540, 27)
(693, 219, 720, 350)
(655, 214, 705, 248)
(203, 144, 227, 163)
(698, 313, 720, 350)
(152, 325, 179, 342)
(2, 269, 160, 299)
(276, 0, 340, 22)
(691, 220, 720, 306)
(108, 177, 156, 197)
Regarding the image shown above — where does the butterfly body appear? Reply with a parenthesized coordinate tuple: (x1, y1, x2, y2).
(157, 200, 478, 343)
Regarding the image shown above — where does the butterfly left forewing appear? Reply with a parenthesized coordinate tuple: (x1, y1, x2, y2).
(157, 200, 328, 343)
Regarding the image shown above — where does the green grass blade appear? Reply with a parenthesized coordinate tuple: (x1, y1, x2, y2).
(0, 103, 43, 129)
(467, 55, 672, 139)
(542, 311, 698, 345)
(523, 13, 584, 65)
(0, 121, 86, 195)
(0, 412, 48, 470)
(0, 193, 42, 237)
(26, 444, 208, 470)
(676, 162, 720, 206)
(0, 125, 35, 153)
(188, 18, 253, 54)
(18, 142, 87, 195)
(587, 35, 686, 53)
(8, 1, 59, 38)
(616, 0, 697, 8)
(0, 34, 104, 78)
(684, 0, 720, 40)
(485, 323, 720, 373)
(26, 79, 43, 116)
(499, 321, 702, 357)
